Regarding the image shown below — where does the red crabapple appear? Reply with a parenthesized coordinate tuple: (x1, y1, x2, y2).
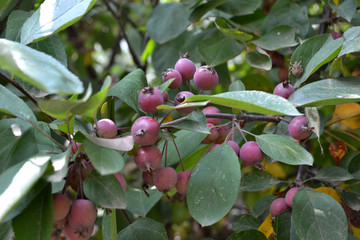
(215, 126, 230, 144)
(193, 65, 219, 90)
(239, 141, 264, 166)
(68, 199, 97, 234)
(154, 167, 178, 193)
(174, 54, 196, 81)
(64, 222, 94, 240)
(114, 172, 127, 192)
(162, 68, 182, 89)
(138, 86, 164, 113)
(331, 32, 342, 39)
(97, 119, 117, 138)
(270, 198, 289, 217)
(202, 123, 219, 144)
(54, 217, 67, 228)
(176, 171, 191, 196)
(142, 165, 164, 186)
(285, 187, 300, 208)
(162, 91, 169, 103)
(174, 91, 196, 115)
(202, 106, 221, 125)
(227, 140, 240, 157)
(134, 145, 162, 172)
(131, 116, 160, 146)
(273, 82, 295, 99)
(288, 116, 312, 140)
(52, 193, 71, 221)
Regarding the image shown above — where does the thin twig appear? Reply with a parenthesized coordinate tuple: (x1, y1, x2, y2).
(121, 209, 132, 224)
(173, 140, 184, 171)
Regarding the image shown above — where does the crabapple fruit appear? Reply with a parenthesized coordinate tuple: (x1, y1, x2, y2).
(193, 65, 219, 90)
(202, 123, 219, 144)
(227, 140, 240, 157)
(142, 165, 164, 186)
(288, 116, 312, 140)
(64, 222, 94, 240)
(273, 82, 295, 99)
(134, 145, 162, 172)
(162, 91, 169, 103)
(331, 32, 342, 39)
(174, 55, 196, 81)
(202, 106, 221, 125)
(52, 193, 70, 221)
(162, 68, 182, 89)
(131, 116, 160, 146)
(270, 198, 289, 217)
(154, 167, 177, 193)
(176, 171, 191, 196)
(138, 86, 163, 113)
(54, 217, 67, 228)
(215, 126, 230, 144)
(114, 172, 127, 191)
(285, 187, 300, 207)
(68, 199, 97, 230)
(239, 141, 264, 166)
(97, 119, 117, 138)
(174, 91, 196, 115)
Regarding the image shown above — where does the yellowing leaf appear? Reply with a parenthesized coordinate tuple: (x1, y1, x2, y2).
(314, 187, 341, 204)
(352, 225, 360, 238)
(328, 103, 360, 129)
(264, 162, 286, 179)
(332, 0, 339, 5)
(258, 214, 273, 238)
(329, 141, 348, 166)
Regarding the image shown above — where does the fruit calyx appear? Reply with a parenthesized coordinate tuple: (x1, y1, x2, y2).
(179, 52, 190, 59)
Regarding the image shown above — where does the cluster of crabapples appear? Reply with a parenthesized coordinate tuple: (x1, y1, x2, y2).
(269, 187, 300, 218)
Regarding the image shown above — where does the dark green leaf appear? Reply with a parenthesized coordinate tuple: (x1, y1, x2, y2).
(21, 0, 97, 44)
(84, 140, 124, 175)
(126, 187, 162, 217)
(226, 229, 266, 240)
(217, 0, 262, 16)
(288, 78, 360, 107)
(252, 26, 298, 51)
(146, 2, 190, 44)
(240, 171, 280, 192)
(338, 26, 360, 56)
(0, 220, 12, 240)
(117, 217, 168, 240)
(187, 143, 241, 226)
(186, 91, 301, 116)
(215, 18, 253, 42)
(161, 110, 210, 134)
(252, 195, 277, 218)
(329, 0, 357, 22)
(0, 39, 83, 94)
(245, 49, 271, 70)
(107, 69, 147, 113)
(256, 134, 314, 166)
(341, 192, 360, 211)
(232, 214, 260, 233)
(313, 166, 353, 182)
(190, 0, 227, 22)
(273, 210, 294, 240)
(175, 145, 209, 172)
(84, 171, 126, 209)
(292, 188, 348, 240)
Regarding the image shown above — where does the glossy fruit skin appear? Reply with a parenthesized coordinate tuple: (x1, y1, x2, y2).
(162, 91, 169, 103)
(270, 198, 289, 217)
(273, 83, 295, 99)
(331, 32, 342, 39)
(154, 167, 178, 193)
(97, 119, 117, 138)
(288, 116, 312, 140)
(227, 141, 240, 157)
(134, 145, 162, 172)
(131, 116, 160, 146)
(239, 141, 264, 166)
(176, 171, 191, 196)
(174, 91, 196, 115)
(52, 193, 71, 221)
(202, 123, 219, 144)
(68, 199, 97, 230)
(162, 68, 182, 89)
(64, 222, 94, 240)
(114, 173, 127, 191)
(193, 65, 219, 90)
(285, 187, 300, 207)
(202, 106, 222, 125)
(138, 86, 164, 113)
(174, 58, 196, 81)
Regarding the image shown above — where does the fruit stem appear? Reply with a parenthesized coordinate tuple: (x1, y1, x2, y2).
(173, 140, 184, 171)
(164, 141, 168, 167)
(121, 209, 132, 224)
(234, 121, 248, 143)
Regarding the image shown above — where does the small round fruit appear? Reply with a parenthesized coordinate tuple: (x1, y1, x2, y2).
(64, 222, 94, 240)
(270, 198, 289, 217)
(97, 119, 117, 138)
(52, 193, 71, 221)
(288, 116, 312, 140)
(174, 91, 196, 115)
(202, 106, 221, 125)
(138, 86, 164, 113)
(54, 217, 67, 229)
(202, 123, 219, 144)
(162, 91, 169, 103)
(71, 142, 82, 153)
(154, 167, 178, 193)
(176, 171, 191, 196)
(134, 145, 162, 172)
(273, 82, 295, 99)
(68, 199, 97, 229)
(285, 187, 300, 208)
(114, 173, 127, 192)
(193, 65, 219, 90)
(239, 141, 264, 166)
(215, 126, 230, 144)
(131, 116, 160, 146)
(331, 32, 342, 39)
(227, 140, 240, 157)
(174, 56, 196, 81)
(162, 68, 182, 89)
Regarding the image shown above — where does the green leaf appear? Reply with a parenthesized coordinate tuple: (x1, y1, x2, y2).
(6, 10, 32, 41)
(0, 39, 83, 95)
(20, 0, 97, 44)
(126, 187, 162, 217)
(226, 230, 267, 240)
(232, 214, 260, 233)
(329, 0, 357, 22)
(292, 188, 348, 240)
(256, 134, 313, 166)
(229, 80, 245, 91)
(0, 220, 12, 240)
(240, 171, 280, 192)
(157, 101, 209, 111)
(12, 184, 52, 240)
(190, 0, 227, 22)
(273, 210, 298, 240)
(175, 145, 209, 172)
(252, 195, 277, 218)
(305, 107, 321, 139)
(291, 35, 343, 88)
(107, 69, 147, 113)
(217, 0, 262, 16)
(117, 217, 168, 240)
(245, 49, 271, 70)
(0, 84, 37, 122)
(83, 133, 134, 152)
(146, 2, 190, 44)
(84, 140, 124, 175)
(84, 171, 126, 209)
(288, 78, 360, 107)
(46, 149, 71, 182)
(252, 26, 298, 51)
(198, 34, 245, 67)
(338, 26, 360, 56)
(312, 166, 353, 182)
(186, 91, 301, 116)
(341, 192, 360, 211)
(215, 18, 253, 42)
(0, 154, 50, 222)
(187, 143, 241, 226)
